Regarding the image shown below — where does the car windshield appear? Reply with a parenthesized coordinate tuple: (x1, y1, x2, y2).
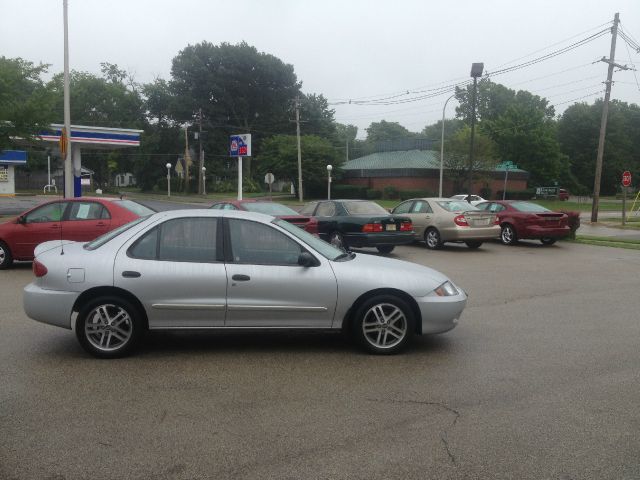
(511, 202, 551, 213)
(437, 201, 479, 212)
(342, 201, 389, 215)
(244, 202, 300, 216)
(113, 200, 155, 216)
(274, 218, 347, 260)
(84, 216, 149, 250)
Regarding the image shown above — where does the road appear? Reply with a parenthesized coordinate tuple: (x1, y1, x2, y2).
(1, 241, 639, 479)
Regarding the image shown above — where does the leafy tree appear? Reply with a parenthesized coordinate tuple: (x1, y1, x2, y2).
(256, 134, 340, 198)
(0, 57, 55, 150)
(365, 120, 412, 143)
(443, 126, 497, 191)
(421, 118, 465, 142)
(300, 93, 337, 139)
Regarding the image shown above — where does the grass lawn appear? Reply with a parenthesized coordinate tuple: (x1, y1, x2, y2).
(572, 235, 640, 250)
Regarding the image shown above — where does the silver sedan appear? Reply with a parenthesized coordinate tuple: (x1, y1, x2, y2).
(392, 198, 500, 249)
(23, 209, 467, 358)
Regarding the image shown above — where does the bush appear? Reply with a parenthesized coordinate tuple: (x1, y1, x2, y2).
(399, 189, 436, 201)
(561, 210, 581, 239)
(383, 185, 399, 199)
(332, 184, 367, 199)
(366, 189, 382, 199)
(480, 187, 492, 199)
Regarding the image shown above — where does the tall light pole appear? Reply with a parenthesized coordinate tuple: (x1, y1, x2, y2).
(327, 164, 333, 200)
(468, 62, 484, 193)
(166, 163, 172, 197)
(62, 0, 73, 198)
(202, 166, 206, 196)
(440, 94, 456, 197)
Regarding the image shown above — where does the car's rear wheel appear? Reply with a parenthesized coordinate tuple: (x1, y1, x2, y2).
(500, 224, 518, 245)
(376, 245, 395, 254)
(76, 296, 143, 358)
(424, 228, 442, 249)
(540, 237, 557, 245)
(465, 241, 483, 249)
(0, 241, 13, 269)
(330, 231, 347, 250)
(352, 295, 414, 355)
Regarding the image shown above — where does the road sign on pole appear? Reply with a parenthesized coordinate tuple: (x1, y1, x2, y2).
(622, 171, 631, 187)
(229, 134, 251, 157)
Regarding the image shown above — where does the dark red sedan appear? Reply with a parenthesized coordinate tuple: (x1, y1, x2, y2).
(476, 200, 571, 245)
(0, 197, 154, 269)
(209, 200, 310, 228)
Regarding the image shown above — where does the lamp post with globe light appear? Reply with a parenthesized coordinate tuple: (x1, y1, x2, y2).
(166, 163, 172, 197)
(202, 166, 206, 196)
(327, 164, 333, 200)
(468, 62, 484, 193)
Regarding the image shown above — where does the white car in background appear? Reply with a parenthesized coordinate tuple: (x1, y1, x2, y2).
(450, 194, 486, 206)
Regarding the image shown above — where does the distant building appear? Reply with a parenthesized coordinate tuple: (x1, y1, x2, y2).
(340, 150, 528, 196)
(114, 172, 136, 187)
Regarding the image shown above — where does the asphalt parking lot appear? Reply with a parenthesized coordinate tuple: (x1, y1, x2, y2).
(1, 239, 639, 480)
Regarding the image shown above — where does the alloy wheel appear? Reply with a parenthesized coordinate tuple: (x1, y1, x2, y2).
(84, 304, 134, 352)
(361, 303, 408, 349)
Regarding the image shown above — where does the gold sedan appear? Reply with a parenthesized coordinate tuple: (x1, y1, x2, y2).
(391, 198, 501, 249)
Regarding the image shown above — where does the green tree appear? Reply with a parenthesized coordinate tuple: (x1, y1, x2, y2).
(0, 57, 55, 150)
(443, 126, 497, 191)
(256, 135, 340, 198)
(365, 120, 413, 143)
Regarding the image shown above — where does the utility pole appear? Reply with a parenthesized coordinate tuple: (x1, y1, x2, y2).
(591, 12, 628, 222)
(184, 126, 190, 193)
(295, 96, 303, 202)
(62, 0, 73, 198)
(346, 138, 349, 162)
(197, 109, 203, 195)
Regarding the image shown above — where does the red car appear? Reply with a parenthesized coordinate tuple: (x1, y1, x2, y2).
(0, 197, 154, 269)
(209, 200, 310, 228)
(476, 200, 571, 245)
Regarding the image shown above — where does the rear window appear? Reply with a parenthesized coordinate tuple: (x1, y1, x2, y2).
(243, 203, 299, 216)
(511, 202, 551, 213)
(436, 201, 479, 212)
(113, 200, 155, 216)
(342, 201, 388, 215)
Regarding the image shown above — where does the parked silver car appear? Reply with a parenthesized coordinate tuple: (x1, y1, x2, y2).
(23, 210, 467, 358)
(391, 198, 500, 249)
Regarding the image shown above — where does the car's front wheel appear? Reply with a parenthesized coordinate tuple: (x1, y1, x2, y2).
(540, 237, 557, 245)
(0, 241, 13, 269)
(424, 228, 442, 250)
(76, 296, 143, 358)
(352, 295, 415, 355)
(500, 224, 518, 245)
(376, 245, 395, 254)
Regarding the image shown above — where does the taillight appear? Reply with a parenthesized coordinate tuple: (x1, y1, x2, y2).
(33, 260, 48, 277)
(453, 215, 469, 227)
(362, 223, 384, 233)
(400, 221, 413, 231)
(305, 217, 319, 235)
(494, 216, 500, 225)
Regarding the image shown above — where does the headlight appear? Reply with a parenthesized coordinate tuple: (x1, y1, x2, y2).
(432, 281, 459, 297)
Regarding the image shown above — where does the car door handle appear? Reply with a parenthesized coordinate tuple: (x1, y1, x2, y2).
(122, 271, 141, 278)
(232, 274, 250, 281)
(96, 222, 107, 227)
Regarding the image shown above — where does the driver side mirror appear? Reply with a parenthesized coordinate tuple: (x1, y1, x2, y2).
(298, 251, 317, 267)
(17, 215, 26, 224)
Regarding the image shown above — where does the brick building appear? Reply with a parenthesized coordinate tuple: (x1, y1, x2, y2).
(340, 150, 528, 197)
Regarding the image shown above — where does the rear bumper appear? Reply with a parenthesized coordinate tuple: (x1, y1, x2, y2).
(520, 225, 571, 239)
(344, 232, 416, 247)
(23, 282, 78, 330)
(442, 225, 501, 241)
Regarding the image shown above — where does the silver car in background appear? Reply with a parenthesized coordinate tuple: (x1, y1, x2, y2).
(23, 210, 467, 358)
(392, 198, 500, 249)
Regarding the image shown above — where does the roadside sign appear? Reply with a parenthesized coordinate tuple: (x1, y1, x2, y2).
(622, 171, 632, 187)
(229, 134, 251, 157)
(264, 172, 275, 184)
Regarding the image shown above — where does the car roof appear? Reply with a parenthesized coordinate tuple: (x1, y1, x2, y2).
(148, 208, 275, 223)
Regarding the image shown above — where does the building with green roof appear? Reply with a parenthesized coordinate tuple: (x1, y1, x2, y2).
(340, 150, 528, 197)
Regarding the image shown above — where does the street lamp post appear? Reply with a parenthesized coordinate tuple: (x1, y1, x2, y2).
(202, 166, 206, 196)
(468, 62, 484, 193)
(166, 162, 172, 197)
(327, 164, 333, 200)
(440, 94, 456, 198)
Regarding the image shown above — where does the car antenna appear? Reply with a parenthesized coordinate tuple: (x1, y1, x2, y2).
(59, 200, 65, 255)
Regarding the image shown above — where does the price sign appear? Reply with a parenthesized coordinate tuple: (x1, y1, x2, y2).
(622, 171, 631, 187)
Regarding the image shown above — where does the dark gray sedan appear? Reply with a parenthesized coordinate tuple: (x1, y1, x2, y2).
(23, 210, 467, 358)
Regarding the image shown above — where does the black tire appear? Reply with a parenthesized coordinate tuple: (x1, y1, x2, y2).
(540, 237, 557, 245)
(75, 296, 143, 358)
(352, 295, 415, 355)
(376, 245, 395, 254)
(424, 228, 442, 250)
(500, 224, 518, 245)
(465, 241, 483, 249)
(0, 241, 13, 270)
(329, 231, 347, 251)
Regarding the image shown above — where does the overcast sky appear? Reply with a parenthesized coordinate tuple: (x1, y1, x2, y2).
(2, 0, 639, 139)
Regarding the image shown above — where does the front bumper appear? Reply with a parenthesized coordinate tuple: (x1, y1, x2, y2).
(23, 282, 79, 330)
(415, 289, 467, 335)
(344, 232, 415, 247)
